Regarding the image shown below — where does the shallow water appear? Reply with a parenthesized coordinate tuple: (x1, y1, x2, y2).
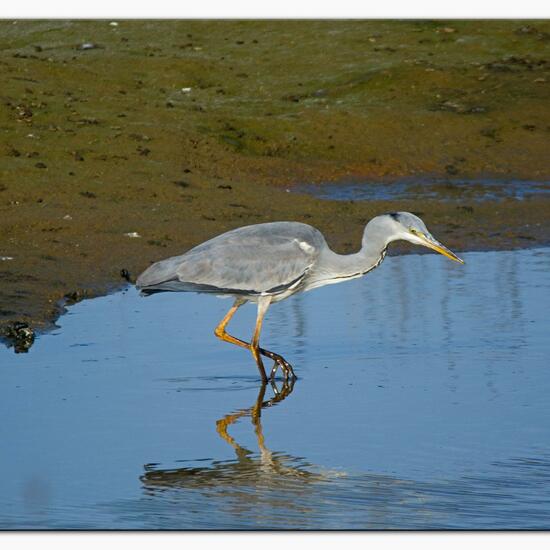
(295, 179, 550, 202)
(1, 247, 549, 530)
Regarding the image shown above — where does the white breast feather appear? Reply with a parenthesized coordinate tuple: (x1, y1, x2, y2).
(295, 239, 315, 253)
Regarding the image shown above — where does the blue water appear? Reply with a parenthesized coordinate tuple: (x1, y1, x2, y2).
(1, 247, 549, 529)
(295, 179, 550, 202)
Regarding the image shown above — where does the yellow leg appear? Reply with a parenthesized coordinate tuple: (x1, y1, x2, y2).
(214, 297, 270, 383)
(213, 297, 296, 381)
(249, 297, 272, 383)
(214, 298, 249, 350)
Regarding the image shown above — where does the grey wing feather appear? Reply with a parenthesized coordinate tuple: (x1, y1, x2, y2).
(136, 222, 325, 295)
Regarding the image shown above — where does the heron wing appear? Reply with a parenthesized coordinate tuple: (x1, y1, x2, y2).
(136, 222, 325, 295)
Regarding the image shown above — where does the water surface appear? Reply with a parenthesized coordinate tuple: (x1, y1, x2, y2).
(295, 179, 550, 202)
(1, 247, 549, 529)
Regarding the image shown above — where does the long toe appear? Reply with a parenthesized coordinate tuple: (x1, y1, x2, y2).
(283, 364, 296, 381)
(269, 361, 279, 380)
(259, 348, 296, 380)
(277, 356, 296, 381)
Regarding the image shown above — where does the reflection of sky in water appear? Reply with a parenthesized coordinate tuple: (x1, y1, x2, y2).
(294, 179, 550, 202)
(0, 247, 549, 529)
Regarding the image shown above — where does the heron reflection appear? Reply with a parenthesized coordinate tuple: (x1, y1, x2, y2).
(139, 381, 440, 528)
(141, 380, 342, 521)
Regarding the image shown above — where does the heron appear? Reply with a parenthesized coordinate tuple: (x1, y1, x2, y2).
(136, 212, 463, 383)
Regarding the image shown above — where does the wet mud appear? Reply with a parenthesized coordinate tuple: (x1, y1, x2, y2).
(1, 20, 549, 343)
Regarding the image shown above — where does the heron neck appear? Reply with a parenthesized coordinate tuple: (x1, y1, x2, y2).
(360, 217, 395, 264)
(307, 218, 395, 288)
(317, 230, 389, 281)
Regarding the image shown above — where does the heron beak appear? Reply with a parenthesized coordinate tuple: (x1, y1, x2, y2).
(420, 234, 464, 264)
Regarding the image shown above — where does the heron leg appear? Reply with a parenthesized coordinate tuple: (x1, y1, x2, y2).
(214, 297, 268, 383)
(214, 297, 296, 382)
(251, 299, 299, 383)
(253, 297, 296, 381)
(250, 297, 272, 384)
(214, 298, 249, 349)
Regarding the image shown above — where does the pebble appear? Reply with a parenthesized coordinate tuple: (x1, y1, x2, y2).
(77, 43, 99, 51)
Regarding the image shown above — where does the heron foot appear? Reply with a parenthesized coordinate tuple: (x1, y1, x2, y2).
(259, 348, 297, 381)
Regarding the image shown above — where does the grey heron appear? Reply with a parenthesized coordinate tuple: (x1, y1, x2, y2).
(136, 212, 463, 382)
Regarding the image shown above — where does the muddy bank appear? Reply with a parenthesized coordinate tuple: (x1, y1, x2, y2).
(1, 20, 550, 347)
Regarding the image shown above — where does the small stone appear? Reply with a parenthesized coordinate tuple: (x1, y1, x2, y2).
(77, 43, 99, 51)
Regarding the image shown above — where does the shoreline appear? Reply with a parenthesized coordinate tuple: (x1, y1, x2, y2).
(1, 20, 549, 348)
(2, 211, 549, 353)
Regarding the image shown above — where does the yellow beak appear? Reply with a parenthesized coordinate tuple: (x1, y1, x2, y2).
(420, 235, 464, 264)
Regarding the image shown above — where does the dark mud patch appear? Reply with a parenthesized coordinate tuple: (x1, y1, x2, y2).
(2, 321, 35, 353)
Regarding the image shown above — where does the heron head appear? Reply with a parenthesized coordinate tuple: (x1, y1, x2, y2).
(384, 212, 464, 264)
